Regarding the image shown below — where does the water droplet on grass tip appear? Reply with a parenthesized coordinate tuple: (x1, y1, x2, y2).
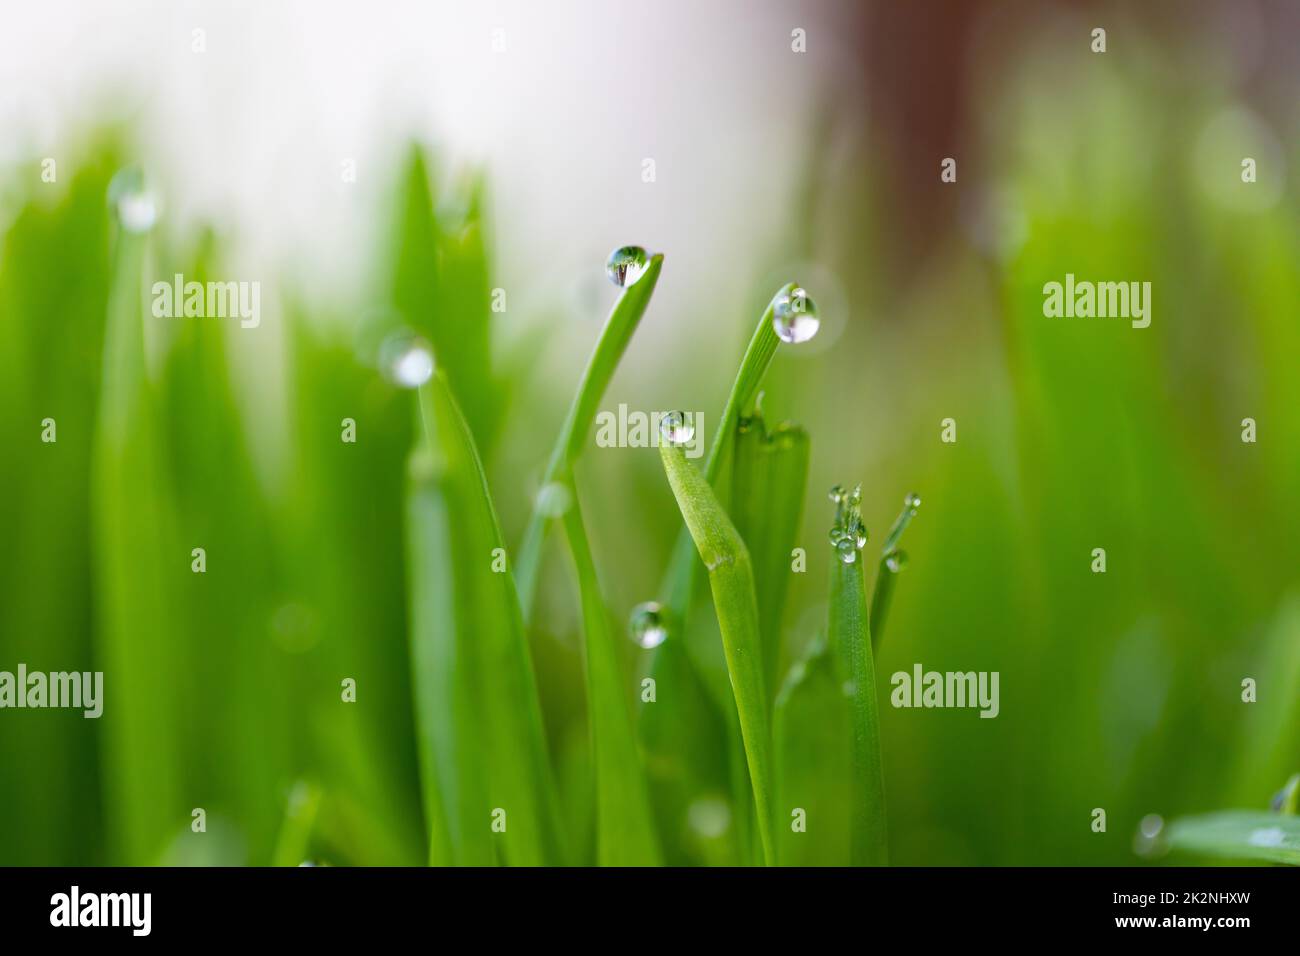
(828, 483, 867, 563)
(772, 286, 820, 344)
(535, 481, 572, 518)
(629, 602, 668, 649)
(659, 411, 695, 445)
(606, 245, 649, 287)
(379, 331, 434, 388)
(1133, 814, 1165, 857)
(108, 168, 158, 233)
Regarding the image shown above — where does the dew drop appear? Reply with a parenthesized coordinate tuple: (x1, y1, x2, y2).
(379, 331, 434, 388)
(605, 245, 649, 287)
(535, 481, 572, 518)
(828, 482, 868, 564)
(629, 601, 668, 649)
(885, 550, 908, 573)
(687, 797, 731, 839)
(772, 286, 820, 344)
(659, 411, 695, 446)
(108, 168, 158, 233)
(1133, 813, 1166, 857)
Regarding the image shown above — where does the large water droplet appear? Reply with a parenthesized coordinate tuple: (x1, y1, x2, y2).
(772, 286, 820, 344)
(379, 331, 434, 388)
(885, 550, 908, 573)
(629, 601, 668, 649)
(659, 411, 695, 446)
(606, 245, 649, 287)
(108, 168, 158, 233)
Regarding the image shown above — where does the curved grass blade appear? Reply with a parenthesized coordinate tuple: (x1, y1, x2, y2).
(828, 486, 888, 866)
(869, 492, 921, 650)
(658, 443, 775, 865)
(515, 253, 665, 617)
(661, 283, 796, 616)
(559, 482, 662, 865)
(1157, 810, 1300, 865)
(416, 370, 563, 865)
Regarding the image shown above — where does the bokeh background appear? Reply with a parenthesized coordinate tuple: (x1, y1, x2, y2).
(1, 0, 1298, 865)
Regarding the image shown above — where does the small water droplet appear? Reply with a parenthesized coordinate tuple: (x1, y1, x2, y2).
(629, 601, 668, 648)
(772, 286, 820, 344)
(687, 797, 732, 839)
(535, 481, 572, 518)
(905, 492, 922, 512)
(108, 168, 158, 233)
(1133, 813, 1166, 857)
(828, 482, 867, 563)
(379, 331, 434, 388)
(659, 411, 695, 445)
(885, 550, 908, 573)
(882, 491, 922, 555)
(605, 245, 649, 287)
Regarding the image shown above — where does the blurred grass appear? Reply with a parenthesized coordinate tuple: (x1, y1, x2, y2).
(2, 17, 1299, 866)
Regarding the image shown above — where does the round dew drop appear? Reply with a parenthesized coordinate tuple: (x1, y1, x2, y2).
(379, 331, 435, 388)
(108, 168, 158, 234)
(772, 286, 820, 344)
(629, 602, 668, 649)
(659, 411, 695, 446)
(605, 245, 649, 287)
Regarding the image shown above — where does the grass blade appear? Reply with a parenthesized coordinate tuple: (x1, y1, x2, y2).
(774, 639, 852, 865)
(515, 253, 665, 617)
(271, 782, 323, 867)
(417, 369, 564, 865)
(828, 486, 888, 866)
(92, 198, 187, 864)
(405, 444, 494, 865)
(661, 283, 796, 616)
(730, 411, 810, 695)
(1158, 810, 1300, 865)
(869, 493, 921, 650)
(658, 443, 775, 865)
(560, 482, 662, 865)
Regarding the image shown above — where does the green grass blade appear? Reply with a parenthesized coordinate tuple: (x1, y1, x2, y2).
(92, 203, 187, 865)
(661, 283, 796, 616)
(658, 443, 775, 865)
(559, 482, 662, 865)
(404, 444, 495, 866)
(515, 253, 664, 617)
(828, 487, 888, 866)
(1158, 811, 1300, 865)
(869, 493, 921, 650)
(774, 640, 852, 865)
(417, 369, 563, 865)
(731, 413, 809, 696)
(271, 782, 323, 867)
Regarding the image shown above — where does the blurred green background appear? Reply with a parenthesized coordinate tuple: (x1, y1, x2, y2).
(1, 2, 1298, 865)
